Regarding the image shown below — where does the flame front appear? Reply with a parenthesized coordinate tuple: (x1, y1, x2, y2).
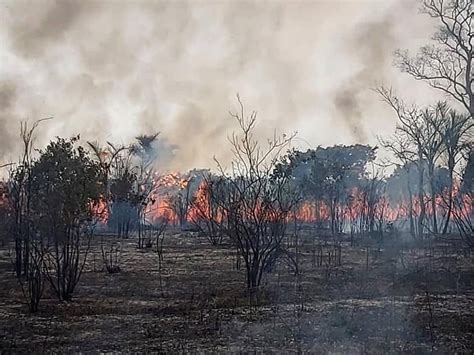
(55, 175, 473, 231)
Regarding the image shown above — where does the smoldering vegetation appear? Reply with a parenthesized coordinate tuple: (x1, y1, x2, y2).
(0, 0, 473, 353)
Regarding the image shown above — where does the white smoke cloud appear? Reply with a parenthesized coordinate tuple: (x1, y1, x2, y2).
(0, 0, 438, 171)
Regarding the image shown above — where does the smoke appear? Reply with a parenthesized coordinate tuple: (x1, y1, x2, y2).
(7, 1, 89, 58)
(333, 18, 397, 142)
(0, 81, 17, 152)
(0, 0, 434, 170)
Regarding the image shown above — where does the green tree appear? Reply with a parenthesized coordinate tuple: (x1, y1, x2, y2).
(30, 136, 104, 301)
(276, 145, 376, 235)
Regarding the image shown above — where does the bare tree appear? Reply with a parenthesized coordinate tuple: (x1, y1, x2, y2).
(190, 175, 228, 246)
(101, 236, 122, 273)
(89, 134, 165, 250)
(109, 153, 139, 239)
(211, 95, 298, 295)
(435, 109, 473, 233)
(356, 169, 387, 239)
(153, 217, 169, 294)
(8, 119, 50, 312)
(167, 176, 194, 229)
(395, 0, 472, 117)
(88, 141, 132, 273)
(451, 192, 473, 248)
(453, 147, 473, 247)
(378, 88, 429, 238)
(0, 182, 8, 247)
(134, 166, 156, 249)
(88, 141, 139, 238)
(419, 103, 445, 234)
(87, 141, 128, 210)
(379, 91, 472, 241)
(385, 0, 473, 238)
(379, 133, 419, 237)
(133, 134, 163, 249)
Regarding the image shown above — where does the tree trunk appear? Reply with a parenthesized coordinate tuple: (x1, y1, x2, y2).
(15, 238, 22, 278)
(429, 164, 438, 235)
(442, 159, 455, 234)
(417, 163, 426, 240)
(407, 179, 415, 237)
(23, 237, 30, 276)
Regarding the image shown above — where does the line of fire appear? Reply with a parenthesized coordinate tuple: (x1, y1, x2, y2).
(88, 161, 473, 239)
(2, 139, 471, 244)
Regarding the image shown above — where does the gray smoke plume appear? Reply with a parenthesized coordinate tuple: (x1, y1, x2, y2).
(333, 18, 397, 142)
(0, 0, 434, 170)
(0, 81, 17, 152)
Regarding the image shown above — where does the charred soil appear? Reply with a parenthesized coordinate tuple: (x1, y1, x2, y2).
(0, 230, 473, 353)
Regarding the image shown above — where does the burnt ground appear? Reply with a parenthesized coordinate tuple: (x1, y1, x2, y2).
(0, 230, 473, 353)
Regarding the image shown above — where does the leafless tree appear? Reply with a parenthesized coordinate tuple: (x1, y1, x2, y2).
(211, 95, 298, 295)
(88, 141, 138, 238)
(190, 175, 228, 246)
(17, 240, 44, 313)
(384, 0, 473, 238)
(451, 192, 473, 248)
(153, 217, 169, 294)
(434, 109, 473, 233)
(382, 136, 419, 237)
(373, 187, 389, 241)
(355, 169, 387, 240)
(109, 150, 139, 239)
(378, 88, 428, 238)
(88, 141, 130, 273)
(419, 103, 445, 234)
(7, 119, 50, 311)
(135, 165, 156, 248)
(452, 147, 473, 247)
(0, 182, 8, 247)
(167, 176, 193, 229)
(154, 218, 169, 259)
(101, 236, 122, 273)
(380, 88, 472, 237)
(395, 0, 472, 117)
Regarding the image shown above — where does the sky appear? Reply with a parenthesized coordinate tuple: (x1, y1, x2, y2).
(0, 0, 443, 172)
